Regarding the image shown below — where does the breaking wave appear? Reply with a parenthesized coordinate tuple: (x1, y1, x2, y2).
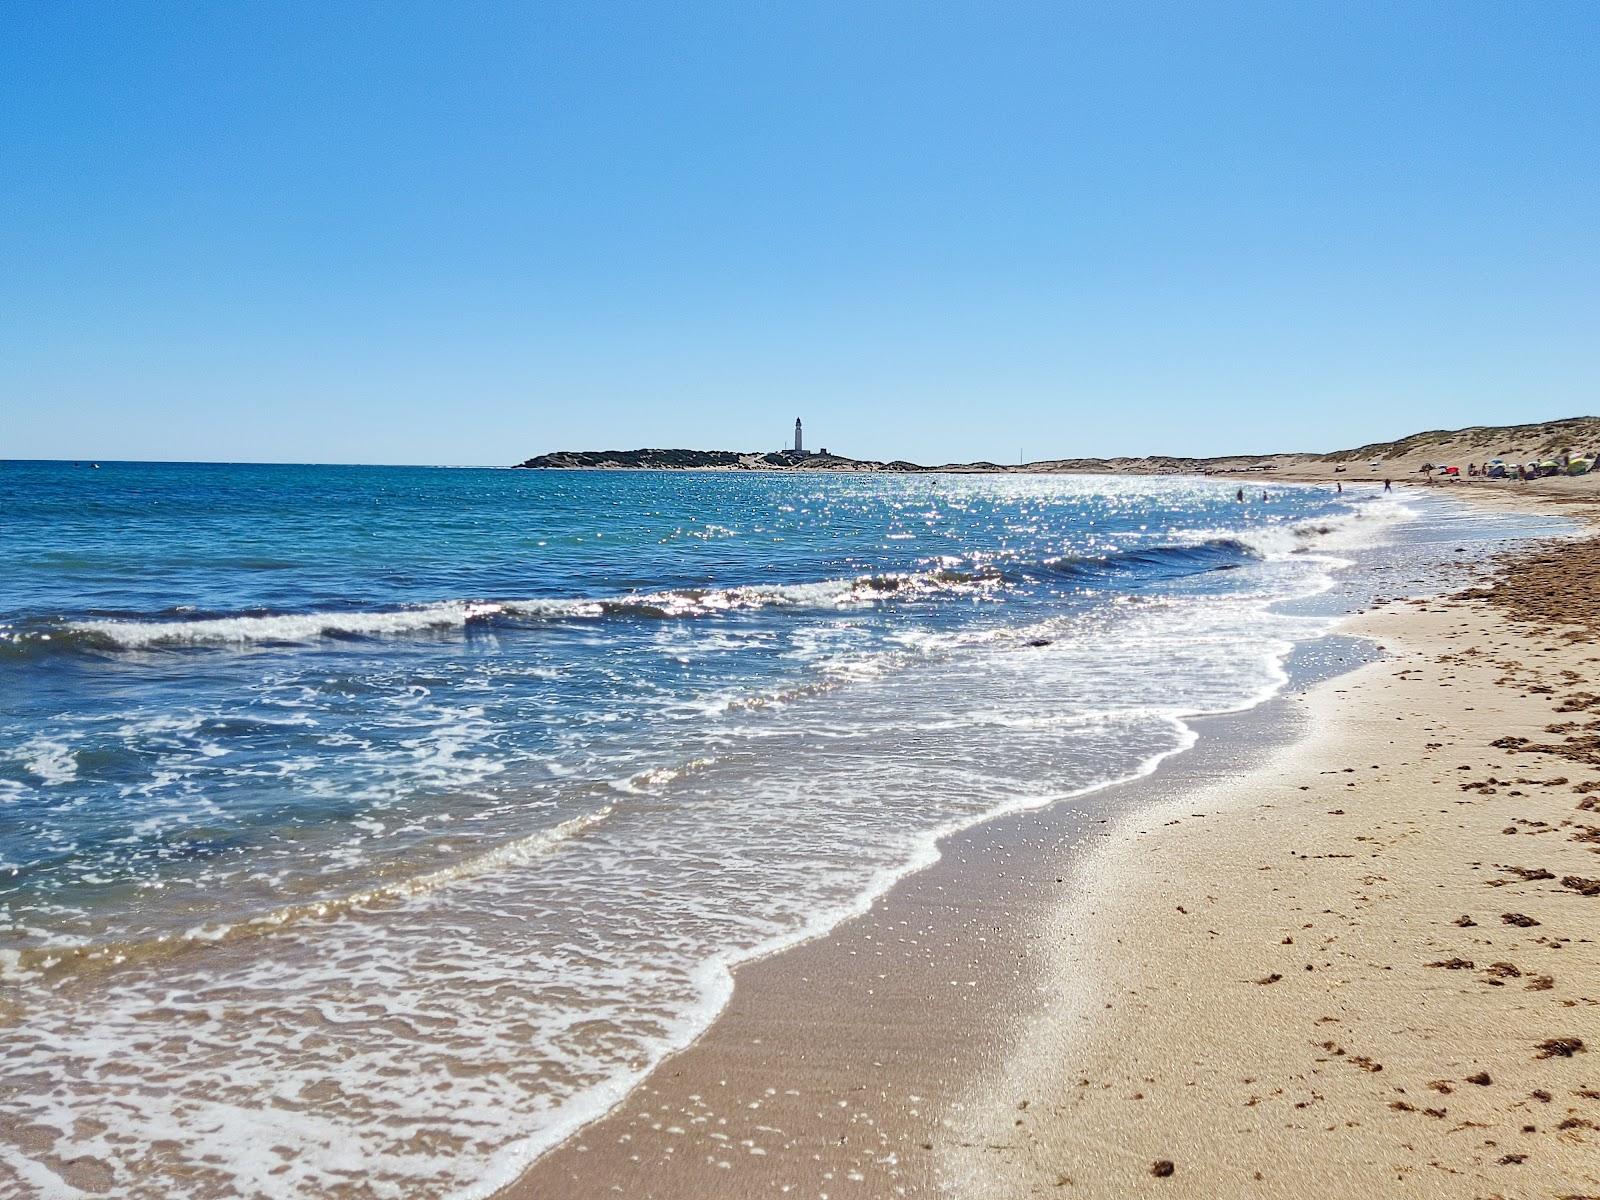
(0, 504, 1404, 658)
(1, 570, 1009, 655)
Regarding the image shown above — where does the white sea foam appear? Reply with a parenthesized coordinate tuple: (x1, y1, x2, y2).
(1182, 492, 1416, 563)
(75, 601, 509, 647)
(12, 735, 79, 785)
(0, 597, 1346, 1199)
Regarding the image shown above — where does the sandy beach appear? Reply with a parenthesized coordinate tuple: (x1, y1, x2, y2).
(496, 483, 1600, 1200)
(960, 553, 1600, 1197)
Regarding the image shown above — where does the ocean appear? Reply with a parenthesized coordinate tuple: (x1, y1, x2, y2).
(0, 462, 1559, 1198)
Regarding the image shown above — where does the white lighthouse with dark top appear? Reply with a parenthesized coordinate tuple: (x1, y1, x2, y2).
(794, 418, 803, 454)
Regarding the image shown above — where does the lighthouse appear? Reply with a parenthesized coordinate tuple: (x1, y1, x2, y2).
(794, 418, 803, 454)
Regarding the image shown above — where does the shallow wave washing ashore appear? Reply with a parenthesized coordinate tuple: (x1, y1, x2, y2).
(2, 803, 621, 981)
(1, 465, 1471, 1199)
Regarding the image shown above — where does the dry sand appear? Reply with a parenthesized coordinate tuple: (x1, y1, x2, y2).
(497, 486, 1600, 1200)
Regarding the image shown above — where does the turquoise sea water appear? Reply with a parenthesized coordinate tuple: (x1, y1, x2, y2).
(0, 463, 1550, 1198)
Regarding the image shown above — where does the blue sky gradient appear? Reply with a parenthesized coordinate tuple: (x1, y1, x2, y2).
(3, 2, 1597, 464)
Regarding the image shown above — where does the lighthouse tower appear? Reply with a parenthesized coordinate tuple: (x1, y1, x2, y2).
(794, 418, 803, 454)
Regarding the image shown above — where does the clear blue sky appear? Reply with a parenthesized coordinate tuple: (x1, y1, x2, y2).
(3, 2, 1597, 465)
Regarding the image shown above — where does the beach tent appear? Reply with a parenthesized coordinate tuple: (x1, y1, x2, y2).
(1443, 466, 1459, 476)
(1570, 458, 1591, 476)
(1540, 460, 1561, 476)
(1486, 460, 1507, 478)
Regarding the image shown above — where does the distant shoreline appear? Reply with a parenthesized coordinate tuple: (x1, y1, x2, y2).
(512, 445, 1283, 474)
(512, 416, 1600, 481)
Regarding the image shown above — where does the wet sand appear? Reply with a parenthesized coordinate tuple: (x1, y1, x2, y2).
(499, 641, 1376, 1200)
(497, 486, 1600, 1200)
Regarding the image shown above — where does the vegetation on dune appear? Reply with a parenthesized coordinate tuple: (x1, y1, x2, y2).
(1319, 417, 1600, 463)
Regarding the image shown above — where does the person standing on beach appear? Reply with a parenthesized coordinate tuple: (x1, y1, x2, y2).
(1384, 478, 1392, 491)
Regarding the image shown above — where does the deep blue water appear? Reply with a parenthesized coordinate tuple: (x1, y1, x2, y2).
(0, 461, 1442, 1198)
(0, 461, 1356, 945)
